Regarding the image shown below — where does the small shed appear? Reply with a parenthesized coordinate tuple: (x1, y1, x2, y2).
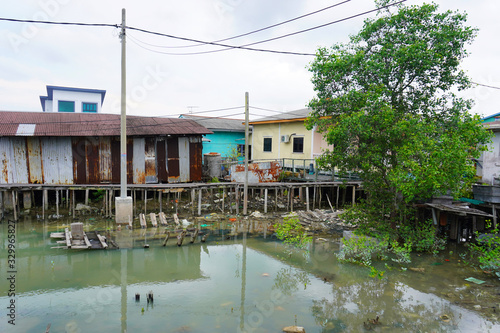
(0, 111, 212, 185)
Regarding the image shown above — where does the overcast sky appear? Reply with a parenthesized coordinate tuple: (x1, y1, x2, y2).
(0, 0, 498, 120)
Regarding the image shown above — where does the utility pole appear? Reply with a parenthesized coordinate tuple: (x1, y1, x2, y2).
(243, 92, 249, 215)
(120, 8, 127, 199)
(116, 8, 133, 224)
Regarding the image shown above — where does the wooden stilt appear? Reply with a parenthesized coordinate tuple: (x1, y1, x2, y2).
(313, 186, 316, 210)
(85, 189, 89, 206)
(319, 186, 322, 209)
(198, 188, 202, 216)
(42, 189, 45, 220)
(352, 185, 356, 206)
(72, 190, 75, 219)
(43, 189, 48, 210)
(264, 188, 268, 213)
(290, 186, 294, 212)
(56, 189, 59, 217)
(236, 186, 239, 215)
(12, 190, 17, 221)
(493, 205, 498, 229)
(275, 187, 278, 211)
(110, 189, 114, 216)
(0, 191, 4, 220)
(159, 190, 162, 214)
(336, 186, 340, 210)
(306, 186, 309, 211)
(144, 189, 147, 216)
(104, 189, 108, 217)
(66, 189, 69, 208)
(191, 189, 195, 215)
(222, 187, 225, 213)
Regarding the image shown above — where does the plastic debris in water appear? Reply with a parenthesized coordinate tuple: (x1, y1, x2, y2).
(465, 277, 486, 285)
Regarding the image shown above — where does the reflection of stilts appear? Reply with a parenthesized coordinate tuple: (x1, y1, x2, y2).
(239, 221, 247, 331)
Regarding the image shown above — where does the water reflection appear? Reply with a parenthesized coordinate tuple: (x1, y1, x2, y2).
(0, 219, 499, 333)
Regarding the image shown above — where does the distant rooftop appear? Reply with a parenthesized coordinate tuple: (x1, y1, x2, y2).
(179, 114, 246, 132)
(249, 108, 312, 124)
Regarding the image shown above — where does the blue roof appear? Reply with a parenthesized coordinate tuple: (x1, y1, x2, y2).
(481, 111, 500, 123)
(40, 85, 106, 111)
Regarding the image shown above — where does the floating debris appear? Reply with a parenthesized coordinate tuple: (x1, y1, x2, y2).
(465, 277, 486, 285)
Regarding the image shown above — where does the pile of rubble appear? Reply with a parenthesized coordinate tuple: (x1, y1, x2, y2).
(293, 209, 357, 232)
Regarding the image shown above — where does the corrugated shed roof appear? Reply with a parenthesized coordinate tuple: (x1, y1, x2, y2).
(180, 114, 245, 132)
(249, 108, 312, 124)
(0, 111, 212, 137)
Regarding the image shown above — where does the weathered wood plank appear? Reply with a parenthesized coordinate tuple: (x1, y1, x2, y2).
(150, 213, 158, 227)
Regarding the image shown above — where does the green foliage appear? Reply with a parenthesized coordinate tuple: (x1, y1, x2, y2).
(369, 266, 385, 280)
(467, 228, 500, 279)
(397, 219, 446, 254)
(91, 189, 105, 203)
(209, 176, 220, 183)
(274, 214, 312, 249)
(337, 234, 387, 266)
(307, 2, 492, 231)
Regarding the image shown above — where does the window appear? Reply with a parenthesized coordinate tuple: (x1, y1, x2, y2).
(82, 102, 98, 112)
(58, 101, 75, 112)
(263, 137, 272, 152)
(293, 137, 304, 153)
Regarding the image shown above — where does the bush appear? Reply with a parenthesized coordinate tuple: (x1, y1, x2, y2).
(274, 214, 312, 249)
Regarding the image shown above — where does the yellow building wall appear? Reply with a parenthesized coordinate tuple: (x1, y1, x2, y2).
(251, 121, 315, 161)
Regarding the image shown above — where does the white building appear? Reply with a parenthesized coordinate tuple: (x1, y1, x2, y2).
(40, 85, 106, 113)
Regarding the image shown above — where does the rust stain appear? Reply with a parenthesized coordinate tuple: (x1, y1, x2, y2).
(135, 169, 145, 184)
(234, 161, 282, 183)
(1, 152, 8, 183)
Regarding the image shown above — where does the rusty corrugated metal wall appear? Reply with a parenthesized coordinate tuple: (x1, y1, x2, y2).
(0, 135, 203, 185)
(27, 137, 43, 184)
(42, 137, 73, 184)
(179, 137, 190, 183)
(189, 137, 202, 182)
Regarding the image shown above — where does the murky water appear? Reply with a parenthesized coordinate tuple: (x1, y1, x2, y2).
(1, 216, 500, 333)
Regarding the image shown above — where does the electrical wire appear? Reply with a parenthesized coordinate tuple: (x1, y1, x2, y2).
(0, 17, 117, 28)
(126, 0, 407, 56)
(126, 30, 315, 56)
(472, 82, 500, 90)
(131, 0, 352, 49)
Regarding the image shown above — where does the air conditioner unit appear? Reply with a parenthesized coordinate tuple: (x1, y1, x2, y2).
(280, 135, 290, 143)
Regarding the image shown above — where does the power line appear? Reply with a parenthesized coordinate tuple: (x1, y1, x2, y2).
(126, 29, 315, 56)
(127, 0, 407, 56)
(132, 0, 352, 49)
(472, 82, 500, 90)
(0, 17, 117, 28)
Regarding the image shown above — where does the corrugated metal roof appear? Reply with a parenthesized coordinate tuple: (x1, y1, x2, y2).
(180, 114, 245, 132)
(0, 111, 212, 137)
(249, 108, 312, 124)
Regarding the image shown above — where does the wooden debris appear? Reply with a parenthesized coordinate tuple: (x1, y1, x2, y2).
(162, 231, 170, 246)
(190, 229, 199, 243)
(173, 213, 180, 227)
(177, 230, 186, 246)
(139, 213, 147, 229)
(150, 213, 158, 227)
(409, 267, 425, 273)
(159, 212, 168, 226)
